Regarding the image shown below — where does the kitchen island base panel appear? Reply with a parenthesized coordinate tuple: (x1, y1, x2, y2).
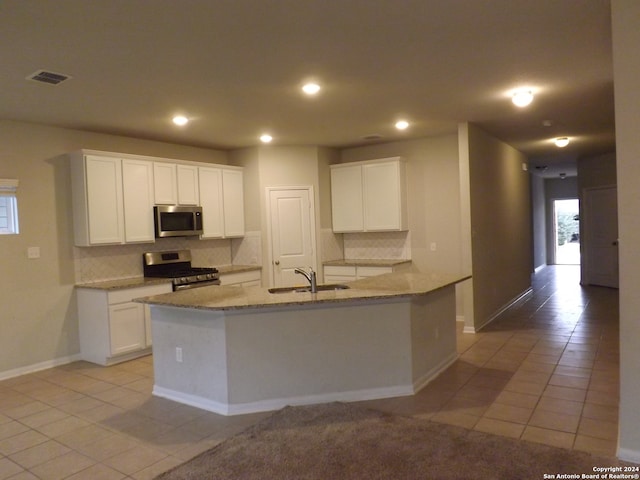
(152, 350, 456, 416)
(150, 286, 457, 416)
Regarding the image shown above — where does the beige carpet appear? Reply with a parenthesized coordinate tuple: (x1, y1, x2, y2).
(156, 402, 630, 479)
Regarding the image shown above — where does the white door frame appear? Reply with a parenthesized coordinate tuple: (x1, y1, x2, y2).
(265, 185, 318, 288)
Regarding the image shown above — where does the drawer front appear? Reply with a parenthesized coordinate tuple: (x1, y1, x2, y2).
(324, 274, 356, 284)
(219, 270, 261, 286)
(323, 265, 357, 277)
(108, 283, 172, 304)
(356, 266, 393, 278)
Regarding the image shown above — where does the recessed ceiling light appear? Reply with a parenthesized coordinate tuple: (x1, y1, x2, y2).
(395, 120, 409, 130)
(172, 115, 189, 126)
(554, 137, 570, 148)
(511, 89, 534, 107)
(302, 83, 321, 95)
(260, 134, 273, 143)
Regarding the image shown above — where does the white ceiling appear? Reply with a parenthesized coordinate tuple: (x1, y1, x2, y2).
(0, 0, 614, 165)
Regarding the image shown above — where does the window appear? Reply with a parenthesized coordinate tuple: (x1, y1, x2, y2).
(0, 179, 19, 235)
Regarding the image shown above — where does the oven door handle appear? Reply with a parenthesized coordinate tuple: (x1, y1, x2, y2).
(174, 279, 221, 291)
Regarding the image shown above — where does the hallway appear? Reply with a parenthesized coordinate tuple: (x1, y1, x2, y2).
(361, 264, 620, 456)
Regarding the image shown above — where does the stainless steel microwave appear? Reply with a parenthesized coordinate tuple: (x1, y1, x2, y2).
(154, 205, 203, 238)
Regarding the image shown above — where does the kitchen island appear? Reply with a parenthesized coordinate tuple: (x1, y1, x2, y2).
(136, 272, 470, 415)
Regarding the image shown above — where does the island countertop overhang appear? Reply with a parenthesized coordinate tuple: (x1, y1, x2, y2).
(134, 272, 471, 312)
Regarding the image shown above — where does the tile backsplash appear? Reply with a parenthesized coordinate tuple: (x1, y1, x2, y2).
(231, 231, 262, 266)
(73, 237, 232, 283)
(343, 231, 411, 260)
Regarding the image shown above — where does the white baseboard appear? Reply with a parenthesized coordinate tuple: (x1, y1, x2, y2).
(534, 264, 547, 274)
(456, 315, 465, 323)
(153, 383, 416, 416)
(474, 287, 533, 332)
(412, 352, 459, 392)
(617, 447, 640, 463)
(462, 326, 477, 334)
(0, 354, 82, 381)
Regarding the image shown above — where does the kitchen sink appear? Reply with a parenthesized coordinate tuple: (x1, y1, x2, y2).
(268, 284, 350, 294)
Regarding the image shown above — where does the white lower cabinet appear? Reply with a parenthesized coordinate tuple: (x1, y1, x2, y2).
(219, 269, 261, 287)
(323, 265, 398, 283)
(77, 283, 172, 365)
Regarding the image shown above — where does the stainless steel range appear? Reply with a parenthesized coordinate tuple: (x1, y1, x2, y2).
(143, 250, 219, 290)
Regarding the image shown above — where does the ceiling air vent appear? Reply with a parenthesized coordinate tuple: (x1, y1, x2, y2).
(26, 70, 71, 85)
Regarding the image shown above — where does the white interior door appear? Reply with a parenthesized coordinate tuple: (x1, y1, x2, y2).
(267, 187, 316, 288)
(584, 186, 619, 288)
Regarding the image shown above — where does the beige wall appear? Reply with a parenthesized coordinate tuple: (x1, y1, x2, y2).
(230, 146, 332, 286)
(0, 119, 228, 374)
(228, 147, 261, 231)
(466, 123, 532, 330)
(576, 152, 617, 284)
(612, 0, 640, 462)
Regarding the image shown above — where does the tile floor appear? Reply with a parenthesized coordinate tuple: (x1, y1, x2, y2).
(360, 264, 620, 456)
(0, 265, 620, 479)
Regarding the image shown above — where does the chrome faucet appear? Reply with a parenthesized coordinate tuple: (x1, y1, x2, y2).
(294, 267, 317, 293)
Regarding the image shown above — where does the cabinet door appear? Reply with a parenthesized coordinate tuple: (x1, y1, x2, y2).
(122, 159, 155, 243)
(222, 169, 245, 237)
(153, 162, 177, 204)
(198, 167, 224, 238)
(356, 266, 393, 278)
(108, 302, 146, 356)
(330, 164, 364, 232)
(85, 155, 124, 244)
(363, 161, 406, 231)
(177, 165, 199, 205)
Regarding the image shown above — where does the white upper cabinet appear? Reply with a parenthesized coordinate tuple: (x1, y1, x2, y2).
(71, 153, 125, 246)
(330, 157, 408, 233)
(198, 166, 224, 238)
(122, 159, 155, 243)
(153, 162, 177, 205)
(154, 162, 199, 205)
(362, 160, 408, 231)
(198, 166, 245, 238)
(71, 150, 245, 245)
(222, 168, 245, 237)
(177, 165, 199, 205)
(330, 163, 364, 232)
(71, 152, 156, 246)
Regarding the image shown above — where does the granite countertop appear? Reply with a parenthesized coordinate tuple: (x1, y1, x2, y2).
(135, 271, 471, 312)
(75, 264, 261, 290)
(75, 277, 172, 290)
(323, 259, 412, 267)
(217, 265, 262, 275)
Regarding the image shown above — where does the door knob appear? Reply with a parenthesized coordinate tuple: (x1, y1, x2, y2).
(275, 260, 280, 265)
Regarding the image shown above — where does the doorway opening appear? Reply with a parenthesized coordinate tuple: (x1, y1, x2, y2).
(553, 198, 580, 265)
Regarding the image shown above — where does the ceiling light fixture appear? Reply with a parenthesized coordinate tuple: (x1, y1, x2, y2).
(511, 89, 534, 108)
(260, 134, 273, 143)
(302, 83, 321, 95)
(554, 137, 570, 148)
(395, 120, 409, 130)
(172, 115, 189, 126)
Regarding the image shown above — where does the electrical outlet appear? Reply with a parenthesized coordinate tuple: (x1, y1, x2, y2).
(27, 247, 40, 259)
(175, 347, 183, 363)
(430, 242, 437, 252)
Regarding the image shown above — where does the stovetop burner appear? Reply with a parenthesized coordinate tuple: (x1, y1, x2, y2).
(143, 250, 219, 290)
